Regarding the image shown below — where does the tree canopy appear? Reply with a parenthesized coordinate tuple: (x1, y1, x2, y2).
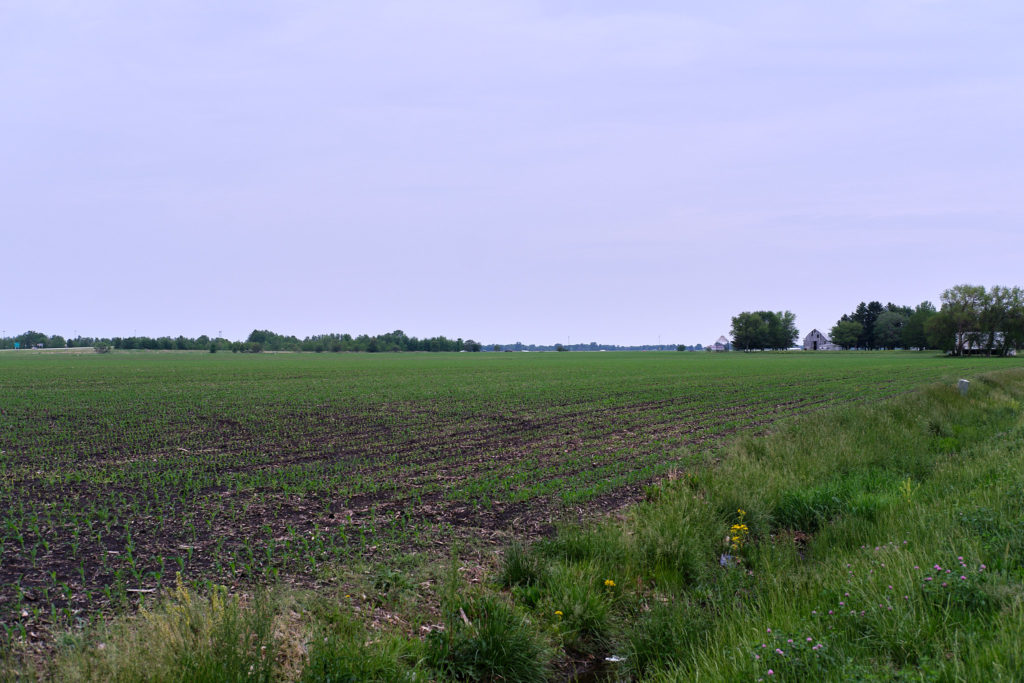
(925, 284, 1024, 355)
(829, 320, 862, 349)
(730, 311, 798, 351)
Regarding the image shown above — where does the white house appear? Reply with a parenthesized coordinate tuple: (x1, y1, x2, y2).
(709, 335, 730, 352)
(962, 332, 1017, 356)
(803, 329, 838, 351)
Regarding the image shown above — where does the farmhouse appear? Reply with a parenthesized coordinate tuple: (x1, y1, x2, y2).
(708, 336, 730, 352)
(961, 332, 1018, 356)
(803, 329, 838, 351)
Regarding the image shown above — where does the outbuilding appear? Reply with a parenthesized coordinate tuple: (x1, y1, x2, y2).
(803, 329, 837, 351)
(708, 336, 730, 352)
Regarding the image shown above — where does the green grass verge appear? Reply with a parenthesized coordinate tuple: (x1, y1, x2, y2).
(17, 368, 1024, 681)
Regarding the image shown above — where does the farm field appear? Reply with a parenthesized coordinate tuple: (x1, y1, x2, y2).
(0, 350, 1015, 640)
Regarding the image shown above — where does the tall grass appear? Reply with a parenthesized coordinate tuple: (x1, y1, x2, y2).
(51, 576, 278, 682)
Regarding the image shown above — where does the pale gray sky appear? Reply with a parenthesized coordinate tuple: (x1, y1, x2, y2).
(2, 1, 1022, 345)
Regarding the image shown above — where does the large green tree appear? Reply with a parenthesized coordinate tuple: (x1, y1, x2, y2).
(874, 311, 908, 349)
(829, 320, 862, 349)
(731, 311, 798, 351)
(924, 312, 957, 352)
(937, 284, 987, 355)
(730, 312, 767, 351)
(901, 301, 936, 349)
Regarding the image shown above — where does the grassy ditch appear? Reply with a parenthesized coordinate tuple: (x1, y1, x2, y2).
(14, 368, 1024, 681)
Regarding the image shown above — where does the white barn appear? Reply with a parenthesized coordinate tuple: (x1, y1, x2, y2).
(803, 329, 838, 351)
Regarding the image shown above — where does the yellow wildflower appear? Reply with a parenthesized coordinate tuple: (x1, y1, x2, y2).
(604, 579, 616, 588)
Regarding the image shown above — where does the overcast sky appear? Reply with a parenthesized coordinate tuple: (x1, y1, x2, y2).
(2, 1, 1022, 345)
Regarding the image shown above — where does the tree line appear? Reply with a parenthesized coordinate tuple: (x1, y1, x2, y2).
(245, 329, 482, 353)
(0, 329, 484, 353)
(728, 284, 1022, 355)
(830, 284, 1024, 355)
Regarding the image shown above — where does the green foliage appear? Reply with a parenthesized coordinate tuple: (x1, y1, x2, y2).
(426, 593, 548, 682)
(14, 330, 48, 348)
(631, 495, 720, 586)
(541, 562, 614, 652)
(731, 310, 798, 351)
(168, 591, 277, 683)
(301, 613, 426, 683)
(901, 301, 936, 349)
(874, 311, 908, 349)
(52, 583, 279, 682)
(499, 541, 543, 588)
(927, 284, 1024, 356)
(836, 301, 917, 349)
(623, 597, 710, 676)
(830, 320, 862, 349)
(752, 629, 841, 680)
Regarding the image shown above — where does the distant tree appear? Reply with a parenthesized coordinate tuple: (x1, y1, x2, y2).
(676, 344, 686, 351)
(936, 284, 987, 355)
(463, 339, 482, 352)
(874, 311, 908, 349)
(766, 310, 799, 349)
(885, 302, 914, 318)
(731, 310, 796, 350)
(1001, 286, 1024, 355)
(554, 343, 568, 352)
(981, 286, 1022, 355)
(901, 302, 936, 349)
(731, 312, 768, 351)
(849, 301, 885, 348)
(830, 320, 862, 349)
(924, 312, 957, 353)
(493, 344, 501, 352)
(16, 331, 48, 348)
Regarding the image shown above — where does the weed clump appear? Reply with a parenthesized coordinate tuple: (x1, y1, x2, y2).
(425, 593, 548, 682)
